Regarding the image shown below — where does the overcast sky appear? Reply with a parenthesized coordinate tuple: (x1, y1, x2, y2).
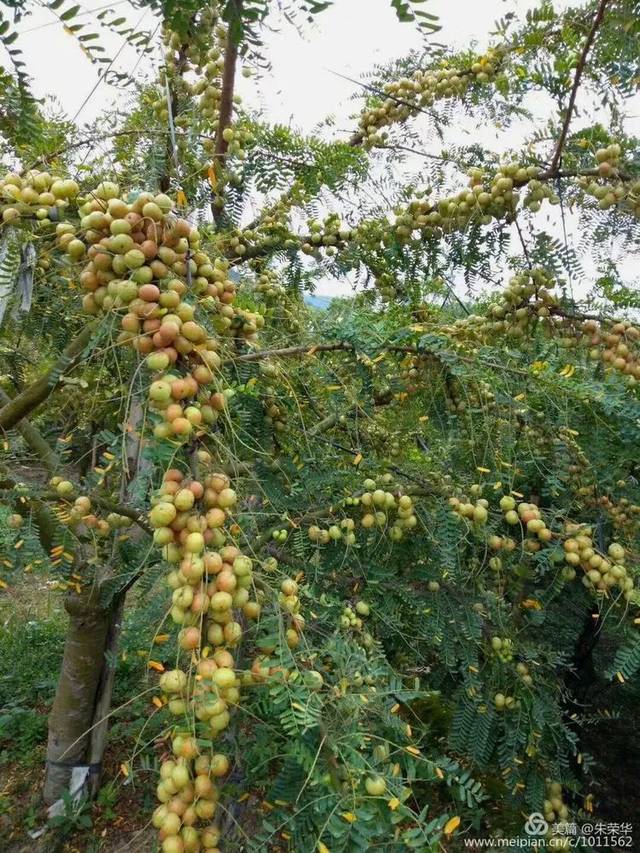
(10, 0, 639, 298)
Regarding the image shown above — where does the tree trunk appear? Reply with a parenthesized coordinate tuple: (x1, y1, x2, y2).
(87, 592, 125, 798)
(43, 385, 148, 805)
(43, 586, 113, 804)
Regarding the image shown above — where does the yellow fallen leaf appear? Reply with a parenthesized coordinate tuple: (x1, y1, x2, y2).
(148, 660, 165, 672)
(176, 189, 187, 207)
(388, 797, 401, 811)
(152, 696, 163, 708)
(444, 815, 461, 835)
(154, 634, 170, 644)
(120, 763, 129, 777)
(318, 842, 331, 853)
(352, 453, 363, 466)
(341, 812, 357, 823)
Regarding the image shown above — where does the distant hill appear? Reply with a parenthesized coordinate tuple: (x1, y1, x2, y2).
(304, 294, 333, 310)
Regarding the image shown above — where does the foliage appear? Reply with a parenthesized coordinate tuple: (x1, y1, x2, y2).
(1, 0, 640, 849)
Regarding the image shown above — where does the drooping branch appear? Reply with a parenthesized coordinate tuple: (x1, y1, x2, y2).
(0, 321, 98, 432)
(549, 0, 610, 173)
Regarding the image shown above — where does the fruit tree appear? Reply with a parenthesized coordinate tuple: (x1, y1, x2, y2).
(1, 0, 640, 850)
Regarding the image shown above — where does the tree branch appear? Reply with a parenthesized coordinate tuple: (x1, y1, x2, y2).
(0, 387, 61, 473)
(549, 0, 610, 173)
(0, 321, 98, 432)
(212, 5, 242, 223)
(231, 342, 355, 363)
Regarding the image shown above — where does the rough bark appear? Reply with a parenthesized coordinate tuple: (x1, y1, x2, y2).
(87, 593, 125, 798)
(43, 585, 112, 804)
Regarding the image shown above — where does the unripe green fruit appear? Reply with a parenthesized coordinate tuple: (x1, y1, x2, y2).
(160, 669, 187, 694)
(365, 776, 386, 796)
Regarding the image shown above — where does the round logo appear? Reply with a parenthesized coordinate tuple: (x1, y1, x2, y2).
(524, 813, 549, 836)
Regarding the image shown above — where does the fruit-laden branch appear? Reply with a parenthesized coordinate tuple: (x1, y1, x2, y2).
(0, 321, 98, 432)
(231, 342, 356, 362)
(40, 492, 152, 535)
(225, 164, 631, 269)
(0, 387, 61, 473)
(212, 1, 242, 223)
(549, 0, 610, 173)
(0, 470, 152, 536)
(346, 60, 492, 147)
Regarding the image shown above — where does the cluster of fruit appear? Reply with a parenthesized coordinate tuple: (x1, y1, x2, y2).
(447, 268, 640, 386)
(149, 462, 262, 853)
(596, 493, 640, 534)
(49, 477, 133, 537)
(490, 636, 514, 663)
(493, 691, 520, 712)
(0, 169, 79, 223)
(579, 143, 640, 216)
(300, 214, 352, 257)
(253, 269, 286, 300)
(41, 179, 269, 441)
(355, 48, 503, 147)
(261, 390, 287, 433)
(389, 163, 540, 243)
(340, 599, 370, 630)
(248, 579, 306, 680)
(157, 3, 253, 218)
(562, 525, 634, 599)
(373, 271, 398, 302)
(309, 481, 418, 545)
(515, 661, 533, 687)
(451, 487, 636, 600)
(449, 494, 490, 525)
(498, 496, 553, 546)
(543, 780, 571, 827)
(151, 748, 229, 853)
(65, 181, 259, 332)
(448, 268, 558, 342)
(583, 318, 640, 384)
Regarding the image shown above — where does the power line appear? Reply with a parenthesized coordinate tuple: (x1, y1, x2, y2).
(70, 6, 150, 124)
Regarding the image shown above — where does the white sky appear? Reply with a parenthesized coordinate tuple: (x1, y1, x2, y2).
(15, 0, 571, 129)
(9, 0, 640, 299)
